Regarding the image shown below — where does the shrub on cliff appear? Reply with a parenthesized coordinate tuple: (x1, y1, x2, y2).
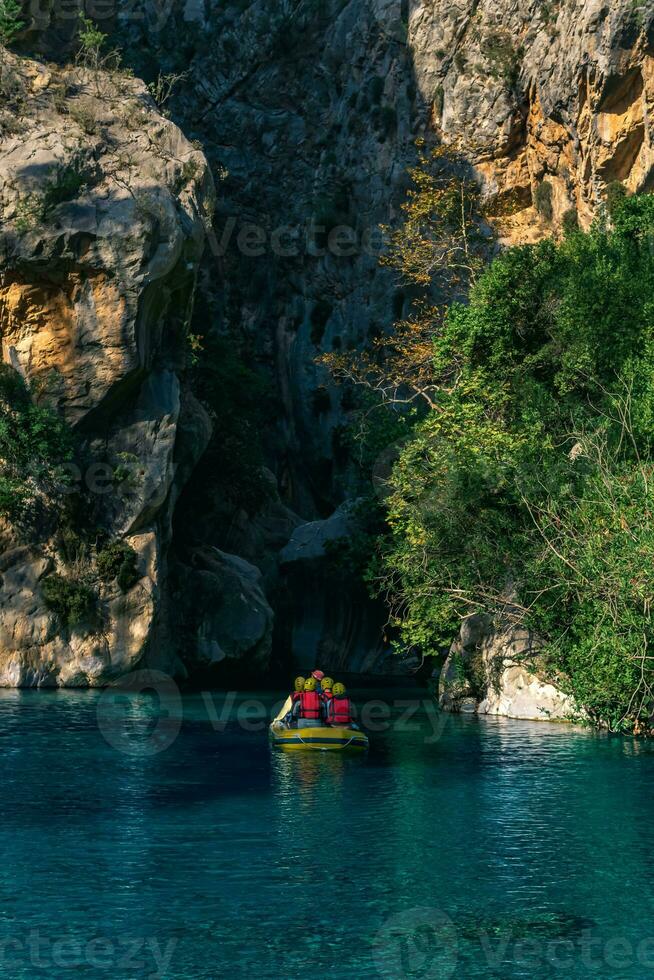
(96, 540, 140, 593)
(41, 574, 97, 628)
(0, 365, 73, 522)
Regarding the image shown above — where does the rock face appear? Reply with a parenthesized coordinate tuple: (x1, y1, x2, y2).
(173, 547, 274, 674)
(409, 1, 654, 240)
(104, 0, 654, 678)
(280, 503, 418, 675)
(439, 615, 576, 722)
(0, 50, 214, 685)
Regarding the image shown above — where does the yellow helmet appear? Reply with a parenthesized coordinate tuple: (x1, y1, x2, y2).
(322, 676, 334, 691)
(304, 677, 317, 691)
(333, 682, 346, 696)
(294, 676, 306, 692)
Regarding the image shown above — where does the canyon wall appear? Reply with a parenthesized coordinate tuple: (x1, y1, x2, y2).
(0, 0, 652, 684)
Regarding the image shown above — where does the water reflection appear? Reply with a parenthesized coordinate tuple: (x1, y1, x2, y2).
(0, 690, 653, 977)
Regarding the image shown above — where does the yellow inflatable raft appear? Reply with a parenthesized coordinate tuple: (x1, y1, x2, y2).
(269, 721, 369, 752)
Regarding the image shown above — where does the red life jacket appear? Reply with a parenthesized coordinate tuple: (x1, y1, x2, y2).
(299, 690, 322, 720)
(330, 696, 352, 726)
(291, 691, 302, 702)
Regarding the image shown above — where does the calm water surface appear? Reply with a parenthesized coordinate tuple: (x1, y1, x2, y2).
(0, 688, 652, 979)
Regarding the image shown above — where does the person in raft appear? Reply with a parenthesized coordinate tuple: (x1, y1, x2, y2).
(321, 677, 334, 712)
(291, 676, 305, 704)
(282, 677, 306, 726)
(292, 676, 324, 728)
(326, 682, 354, 727)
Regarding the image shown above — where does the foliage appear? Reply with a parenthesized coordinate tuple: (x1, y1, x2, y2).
(77, 15, 108, 69)
(96, 540, 140, 593)
(0, 364, 72, 522)
(479, 28, 523, 87)
(528, 435, 654, 732)
(0, 0, 23, 46)
(57, 526, 91, 567)
(14, 155, 90, 230)
(76, 14, 121, 75)
(561, 208, 579, 235)
(41, 573, 97, 628)
(147, 70, 188, 111)
(320, 145, 490, 411)
(381, 143, 488, 291)
(372, 193, 654, 732)
(42, 156, 90, 213)
(605, 180, 627, 219)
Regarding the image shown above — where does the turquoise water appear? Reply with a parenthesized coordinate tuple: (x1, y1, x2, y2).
(1, 688, 654, 978)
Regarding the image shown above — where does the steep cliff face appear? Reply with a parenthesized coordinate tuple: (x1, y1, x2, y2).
(409, 0, 654, 240)
(0, 49, 219, 685)
(2, 0, 654, 685)
(118, 0, 654, 679)
(109, 0, 426, 677)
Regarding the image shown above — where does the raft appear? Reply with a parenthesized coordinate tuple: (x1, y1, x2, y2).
(269, 721, 369, 752)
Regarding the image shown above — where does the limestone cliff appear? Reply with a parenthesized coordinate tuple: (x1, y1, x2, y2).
(409, 0, 654, 241)
(0, 49, 221, 685)
(114, 0, 654, 680)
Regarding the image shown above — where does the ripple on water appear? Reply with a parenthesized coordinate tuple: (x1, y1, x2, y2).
(0, 690, 653, 978)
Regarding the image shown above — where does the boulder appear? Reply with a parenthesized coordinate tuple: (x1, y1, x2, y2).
(439, 615, 577, 722)
(280, 503, 418, 676)
(279, 500, 358, 565)
(176, 547, 274, 670)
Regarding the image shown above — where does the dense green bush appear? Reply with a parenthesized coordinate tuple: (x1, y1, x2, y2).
(0, 365, 72, 521)
(561, 208, 579, 235)
(0, 0, 23, 45)
(42, 574, 97, 627)
(374, 193, 654, 732)
(96, 540, 140, 593)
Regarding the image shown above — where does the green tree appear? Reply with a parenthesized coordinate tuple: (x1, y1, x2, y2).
(0, 0, 24, 46)
(354, 192, 654, 732)
(0, 365, 73, 521)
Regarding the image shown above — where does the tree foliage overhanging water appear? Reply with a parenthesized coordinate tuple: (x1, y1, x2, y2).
(328, 167, 654, 734)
